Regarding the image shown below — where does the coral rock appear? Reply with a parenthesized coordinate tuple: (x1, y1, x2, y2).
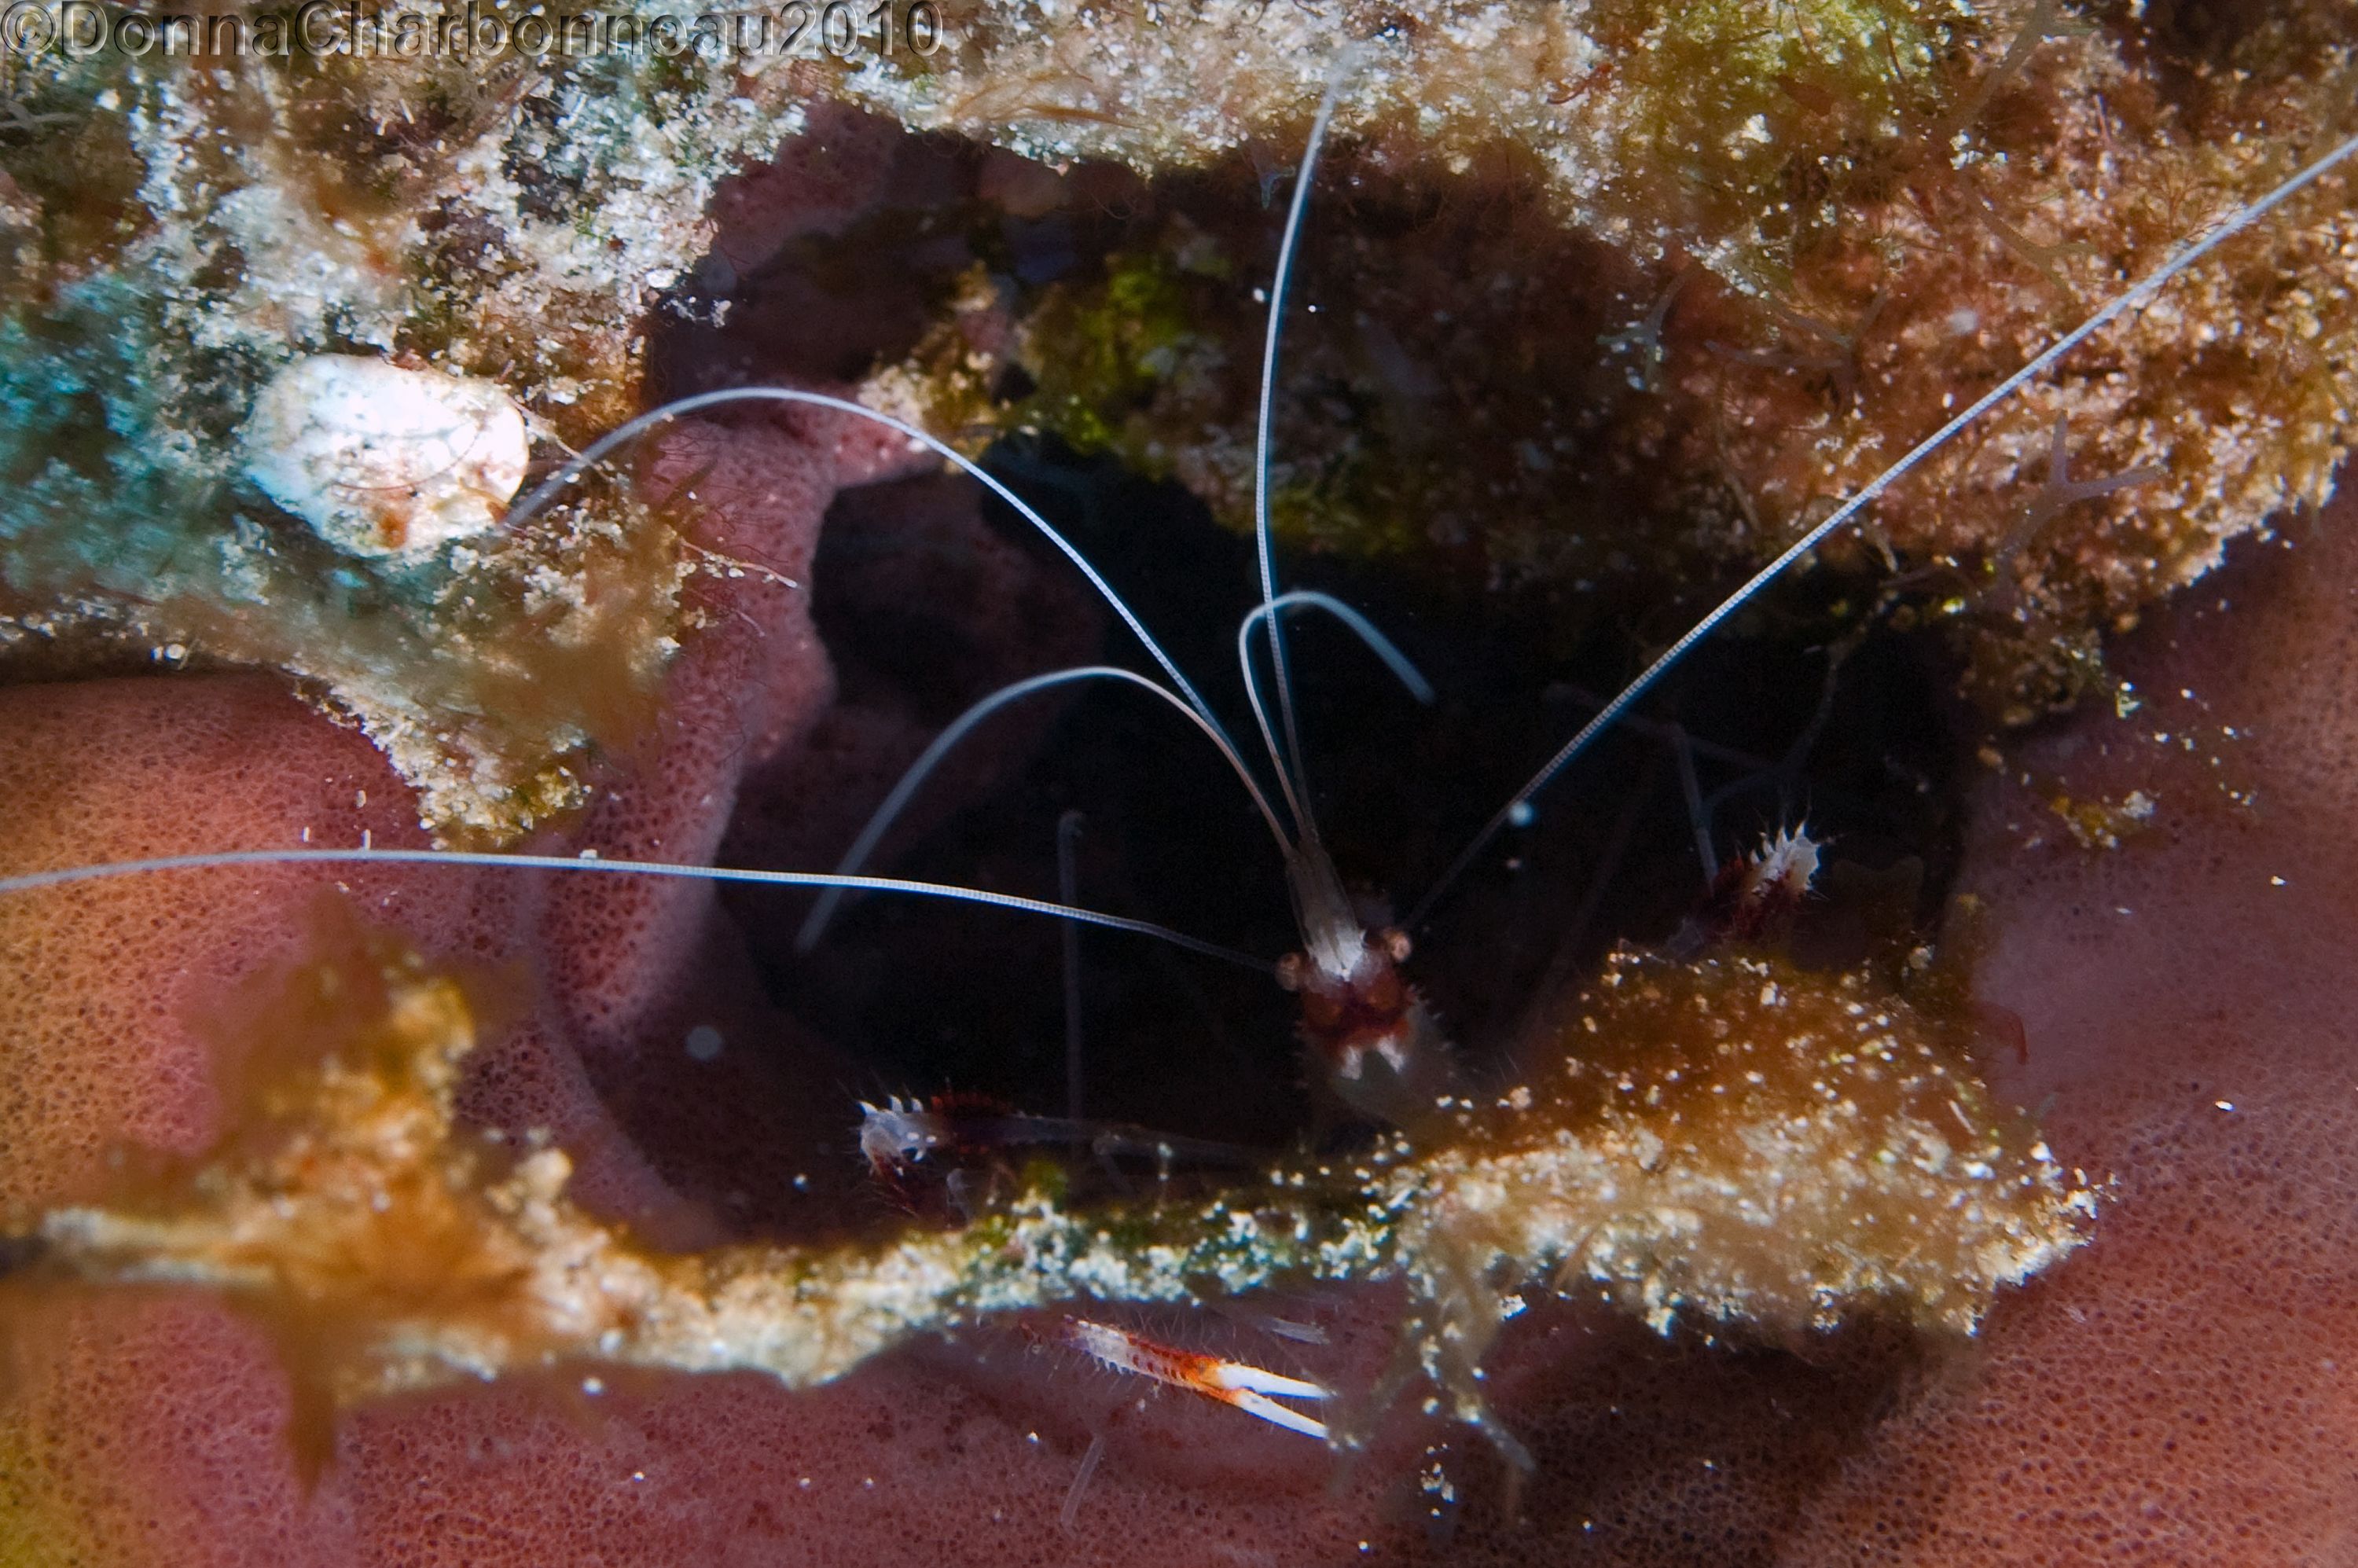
(242, 356, 530, 560)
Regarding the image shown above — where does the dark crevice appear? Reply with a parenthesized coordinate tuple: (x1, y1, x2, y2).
(731, 435, 1973, 1156)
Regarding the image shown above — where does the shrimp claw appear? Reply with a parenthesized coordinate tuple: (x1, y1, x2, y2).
(1058, 1316, 1331, 1440)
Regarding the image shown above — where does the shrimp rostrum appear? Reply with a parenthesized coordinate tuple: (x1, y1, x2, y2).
(6, 77, 2354, 1474)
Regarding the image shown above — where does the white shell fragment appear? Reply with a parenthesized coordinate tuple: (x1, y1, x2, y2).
(242, 354, 530, 559)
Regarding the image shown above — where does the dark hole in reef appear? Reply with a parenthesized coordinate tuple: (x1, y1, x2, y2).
(2134, 0, 2312, 69)
(710, 440, 1968, 1544)
(643, 108, 1154, 399)
(2110, 0, 2338, 127)
(584, 109, 1995, 1542)
(730, 434, 1972, 1159)
(654, 109, 1978, 1167)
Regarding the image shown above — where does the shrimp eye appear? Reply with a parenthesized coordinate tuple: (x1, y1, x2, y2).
(1274, 953, 1308, 992)
(1379, 927, 1412, 964)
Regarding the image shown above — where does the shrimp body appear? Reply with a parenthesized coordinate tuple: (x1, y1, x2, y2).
(858, 1095, 949, 1176)
(1054, 1316, 1331, 1439)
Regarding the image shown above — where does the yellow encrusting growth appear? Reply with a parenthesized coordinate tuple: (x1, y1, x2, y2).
(20, 921, 2092, 1445)
(1378, 946, 2092, 1437)
(25, 926, 1391, 1403)
(1408, 949, 2087, 1333)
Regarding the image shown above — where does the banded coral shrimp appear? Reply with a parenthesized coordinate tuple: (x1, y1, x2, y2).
(5, 57, 2358, 1561)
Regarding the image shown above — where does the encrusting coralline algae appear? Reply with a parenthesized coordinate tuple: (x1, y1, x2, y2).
(2, 10, 789, 835)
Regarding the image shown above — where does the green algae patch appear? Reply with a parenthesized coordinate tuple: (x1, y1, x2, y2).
(1016, 247, 1223, 461)
(0, 276, 685, 843)
(0, 28, 825, 835)
(1009, 236, 1465, 557)
(1566, 0, 1955, 292)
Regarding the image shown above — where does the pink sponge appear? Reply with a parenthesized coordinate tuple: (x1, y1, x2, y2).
(0, 673, 450, 1206)
(1770, 499, 2358, 1562)
(0, 1287, 340, 1566)
(0, 399, 928, 1560)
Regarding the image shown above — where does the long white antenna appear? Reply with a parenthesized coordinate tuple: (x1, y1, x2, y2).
(1407, 127, 2358, 930)
(507, 386, 1231, 746)
(0, 847, 1273, 971)
(794, 663, 1295, 953)
(1237, 591, 1434, 791)
(1252, 57, 1358, 841)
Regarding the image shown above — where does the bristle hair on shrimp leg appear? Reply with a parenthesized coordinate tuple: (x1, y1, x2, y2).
(1058, 1429, 1107, 1534)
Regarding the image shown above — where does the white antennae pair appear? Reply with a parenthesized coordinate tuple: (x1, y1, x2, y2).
(796, 57, 1423, 964)
(9, 80, 2354, 987)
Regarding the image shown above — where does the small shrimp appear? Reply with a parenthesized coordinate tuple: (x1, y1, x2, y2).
(1694, 821, 1825, 945)
(854, 1092, 1258, 1190)
(1054, 1316, 1331, 1440)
